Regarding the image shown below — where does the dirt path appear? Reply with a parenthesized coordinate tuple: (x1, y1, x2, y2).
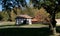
(0, 21, 15, 25)
(56, 19, 60, 26)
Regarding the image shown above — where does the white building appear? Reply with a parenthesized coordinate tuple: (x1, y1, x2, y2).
(15, 15, 32, 25)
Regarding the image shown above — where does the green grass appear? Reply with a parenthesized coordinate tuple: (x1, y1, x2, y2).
(0, 24, 48, 29)
(0, 23, 46, 26)
(20, 24, 47, 26)
(0, 23, 59, 29)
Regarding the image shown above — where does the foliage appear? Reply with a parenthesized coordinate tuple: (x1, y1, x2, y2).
(1, 0, 60, 21)
(35, 7, 49, 22)
(0, 11, 9, 21)
(56, 12, 60, 19)
(0, 12, 3, 21)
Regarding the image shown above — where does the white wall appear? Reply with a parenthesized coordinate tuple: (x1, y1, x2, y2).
(16, 19, 19, 25)
(27, 19, 32, 25)
(16, 18, 32, 25)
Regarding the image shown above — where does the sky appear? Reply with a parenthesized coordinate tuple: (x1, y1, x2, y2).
(0, 0, 2, 11)
(0, 5, 2, 11)
(0, 0, 30, 11)
(26, 0, 30, 4)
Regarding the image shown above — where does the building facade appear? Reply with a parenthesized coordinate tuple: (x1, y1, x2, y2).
(15, 15, 32, 25)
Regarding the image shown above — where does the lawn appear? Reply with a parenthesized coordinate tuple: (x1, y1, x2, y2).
(0, 22, 59, 29)
(0, 25, 60, 36)
(0, 22, 60, 36)
(0, 26, 51, 36)
(0, 23, 48, 28)
(0, 23, 51, 36)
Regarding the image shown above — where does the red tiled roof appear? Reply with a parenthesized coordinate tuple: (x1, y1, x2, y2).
(32, 18, 38, 21)
(16, 15, 32, 19)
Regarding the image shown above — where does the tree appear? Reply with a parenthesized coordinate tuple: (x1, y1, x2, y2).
(30, 0, 60, 36)
(2, 0, 15, 21)
(2, 0, 27, 21)
(35, 7, 49, 23)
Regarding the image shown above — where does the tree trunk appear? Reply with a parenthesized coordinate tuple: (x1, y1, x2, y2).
(51, 20, 56, 36)
(53, 27, 56, 36)
(49, 11, 57, 36)
(49, 19, 56, 36)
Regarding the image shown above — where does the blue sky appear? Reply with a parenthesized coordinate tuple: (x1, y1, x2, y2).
(0, 0, 2, 11)
(26, 0, 30, 4)
(0, 5, 2, 11)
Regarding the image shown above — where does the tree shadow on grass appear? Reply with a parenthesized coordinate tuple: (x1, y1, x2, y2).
(0, 27, 52, 36)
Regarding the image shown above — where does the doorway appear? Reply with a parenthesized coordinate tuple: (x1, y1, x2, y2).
(23, 20, 27, 24)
